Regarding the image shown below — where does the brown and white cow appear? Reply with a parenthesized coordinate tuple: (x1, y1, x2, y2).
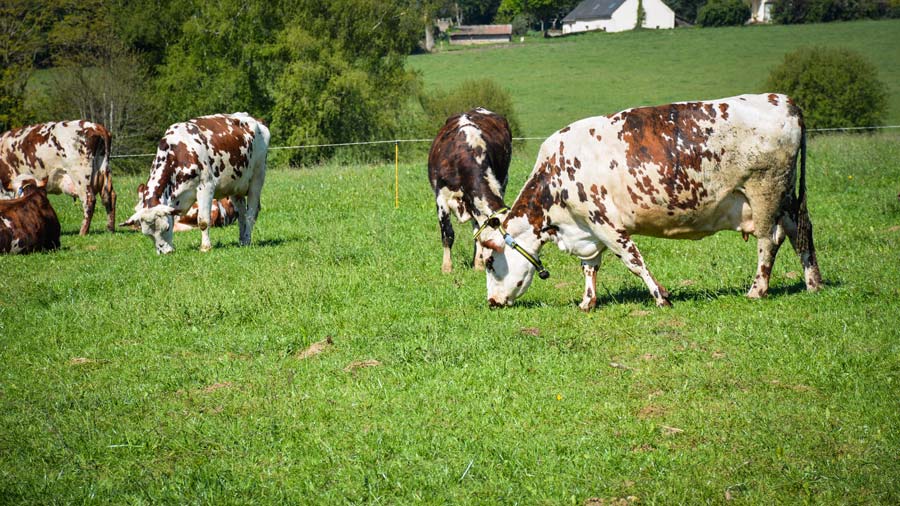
(478, 94, 823, 309)
(133, 183, 237, 232)
(0, 121, 116, 235)
(0, 175, 61, 254)
(121, 113, 269, 254)
(428, 107, 512, 272)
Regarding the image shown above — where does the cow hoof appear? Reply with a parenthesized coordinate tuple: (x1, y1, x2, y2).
(578, 300, 597, 312)
(657, 299, 673, 308)
(200, 244, 212, 253)
(441, 263, 452, 274)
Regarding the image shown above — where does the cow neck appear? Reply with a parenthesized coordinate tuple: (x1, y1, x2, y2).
(501, 213, 550, 280)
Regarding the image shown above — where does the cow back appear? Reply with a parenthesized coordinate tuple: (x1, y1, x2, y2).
(0, 184, 61, 254)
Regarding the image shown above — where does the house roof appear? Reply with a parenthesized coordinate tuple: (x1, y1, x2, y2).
(451, 25, 513, 37)
(562, 0, 629, 22)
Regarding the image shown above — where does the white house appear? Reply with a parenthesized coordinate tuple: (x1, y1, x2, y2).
(749, 0, 776, 22)
(562, 0, 675, 34)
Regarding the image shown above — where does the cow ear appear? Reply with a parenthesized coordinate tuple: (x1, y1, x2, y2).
(120, 211, 142, 228)
(477, 228, 505, 253)
(137, 183, 147, 196)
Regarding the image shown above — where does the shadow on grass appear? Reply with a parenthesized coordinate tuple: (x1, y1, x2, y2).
(579, 279, 838, 308)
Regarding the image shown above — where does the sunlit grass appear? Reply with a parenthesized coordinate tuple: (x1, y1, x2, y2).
(1, 131, 898, 504)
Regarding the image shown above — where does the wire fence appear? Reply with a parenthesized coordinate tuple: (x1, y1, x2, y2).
(108, 125, 900, 160)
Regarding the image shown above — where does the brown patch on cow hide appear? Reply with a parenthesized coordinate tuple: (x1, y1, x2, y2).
(559, 126, 570, 133)
(768, 93, 780, 106)
(718, 103, 730, 120)
(296, 336, 334, 360)
(617, 103, 714, 211)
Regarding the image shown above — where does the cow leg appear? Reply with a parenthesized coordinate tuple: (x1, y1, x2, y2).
(606, 231, 671, 307)
(747, 229, 783, 299)
(101, 185, 116, 233)
(242, 170, 265, 247)
(779, 212, 824, 292)
(579, 255, 602, 311)
(233, 196, 249, 246)
(196, 189, 214, 252)
(471, 221, 486, 271)
(79, 187, 97, 236)
(436, 197, 454, 273)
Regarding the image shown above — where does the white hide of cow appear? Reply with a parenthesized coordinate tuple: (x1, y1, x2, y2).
(122, 113, 269, 254)
(479, 94, 823, 309)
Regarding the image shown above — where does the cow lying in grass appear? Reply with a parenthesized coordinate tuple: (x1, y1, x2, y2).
(0, 121, 115, 235)
(428, 107, 512, 272)
(477, 94, 823, 309)
(131, 184, 236, 232)
(122, 113, 269, 254)
(1, 175, 60, 254)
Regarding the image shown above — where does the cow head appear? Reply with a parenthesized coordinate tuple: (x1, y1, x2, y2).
(121, 205, 176, 254)
(478, 213, 547, 308)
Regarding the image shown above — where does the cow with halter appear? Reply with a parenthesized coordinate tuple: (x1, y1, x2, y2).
(0, 121, 116, 235)
(428, 107, 512, 272)
(121, 113, 269, 254)
(477, 94, 823, 309)
(1, 175, 61, 254)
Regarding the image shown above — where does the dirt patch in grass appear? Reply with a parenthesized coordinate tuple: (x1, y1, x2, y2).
(584, 496, 639, 506)
(297, 336, 334, 360)
(520, 327, 541, 337)
(637, 404, 666, 419)
(201, 382, 233, 394)
(344, 359, 381, 372)
(67, 357, 98, 365)
(661, 425, 684, 436)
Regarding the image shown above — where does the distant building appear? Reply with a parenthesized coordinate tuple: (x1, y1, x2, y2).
(449, 25, 513, 45)
(749, 0, 776, 23)
(562, 0, 675, 34)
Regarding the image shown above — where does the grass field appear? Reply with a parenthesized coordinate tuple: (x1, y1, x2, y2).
(3, 20, 900, 505)
(2, 131, 899, 504)
(410, 20, 900, 138)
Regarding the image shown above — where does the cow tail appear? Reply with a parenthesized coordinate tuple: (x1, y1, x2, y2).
(795, 127, 810, 255)
(100, 131, 112, 195)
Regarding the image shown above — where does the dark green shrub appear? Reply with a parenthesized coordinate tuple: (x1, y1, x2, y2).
(419, 78, 522, 139)
(697, 0, 751, 26)
(764, 47, 888, 130)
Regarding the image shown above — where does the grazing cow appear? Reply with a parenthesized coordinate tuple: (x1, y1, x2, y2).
(121, 113, 269, 254)
(478, 94, 823, 309)
(0, 176, 61, 254)
(0, 121, 116, 235)
(428, 107, 512, 272)
(132, 184, 237, 232)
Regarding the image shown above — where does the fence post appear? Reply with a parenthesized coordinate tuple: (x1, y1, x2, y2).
(394, 142, 399, 209)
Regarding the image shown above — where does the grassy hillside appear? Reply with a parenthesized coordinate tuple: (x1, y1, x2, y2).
(410, 20, 900, 138)
(2, 132, 899, 504)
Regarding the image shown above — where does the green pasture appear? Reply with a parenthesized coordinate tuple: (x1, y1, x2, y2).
(3, 19, 900, 505)
(411, 19, 900, 138)
(2, 131, 899, 504)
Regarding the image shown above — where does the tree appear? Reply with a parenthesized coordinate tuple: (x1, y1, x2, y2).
(696, 0, 751, 26)
(764, 47, 888, 130)
(497, 0, 580, 32)
(0, 0, 48, 130)
(665, 0, 708, 22)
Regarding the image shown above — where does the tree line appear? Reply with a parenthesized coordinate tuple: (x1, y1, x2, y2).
(2, 0, 896, 167)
